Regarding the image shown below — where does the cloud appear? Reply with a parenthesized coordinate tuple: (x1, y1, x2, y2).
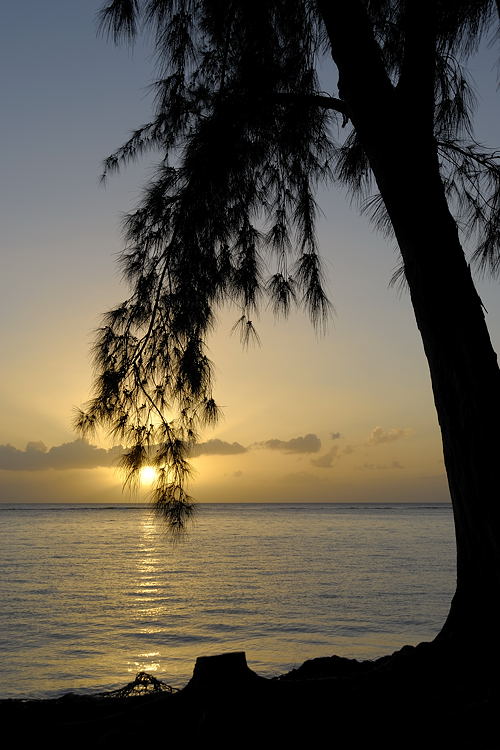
(257, 433, 321, 454)
(190, 439, 247, 457)
(330, 432, 341, 440)
(26, 441, 48, 453)
(2, 432, 326, 471)
(367, 426, 411, 446)
(311, 446, 338, 469)
(0, 439, 124, 471)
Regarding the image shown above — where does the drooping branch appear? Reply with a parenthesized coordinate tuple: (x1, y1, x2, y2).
(274, 92, 351, 126)
(437, 138, 500, 273)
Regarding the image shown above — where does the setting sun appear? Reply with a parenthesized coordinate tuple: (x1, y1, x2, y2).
(139, 466, 158, 485)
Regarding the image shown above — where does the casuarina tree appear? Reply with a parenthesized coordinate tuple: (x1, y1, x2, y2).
(77, 1, 500, 644)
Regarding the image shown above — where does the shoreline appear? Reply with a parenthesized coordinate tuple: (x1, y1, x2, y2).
(2, 645, 497, 747)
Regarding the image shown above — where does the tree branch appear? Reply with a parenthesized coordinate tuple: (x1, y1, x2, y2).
(274, 92, 351, 126)
(438, 140, 500, 168)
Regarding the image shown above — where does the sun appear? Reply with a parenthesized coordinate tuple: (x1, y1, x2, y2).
(139, 466, 158, 485)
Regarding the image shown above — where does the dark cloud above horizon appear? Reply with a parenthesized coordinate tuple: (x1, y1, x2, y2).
(0, 439, 124, 471)
(0, 432, 326, 472)
(256, 433, 321, 454)
(0, 437, 248, 470)
(190, 439, 247, 457)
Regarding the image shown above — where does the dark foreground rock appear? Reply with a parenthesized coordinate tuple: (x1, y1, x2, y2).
(1, 644, 498, 748)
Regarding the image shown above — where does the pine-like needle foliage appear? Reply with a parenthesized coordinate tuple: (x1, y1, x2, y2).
(79, 0, 337, 528)
(79, 0, 500, 529)
(336, 2, 500, 263)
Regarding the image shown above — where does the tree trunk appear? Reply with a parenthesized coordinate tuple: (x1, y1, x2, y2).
(319, 0, 500, 645)
(379, 146, 500, 645)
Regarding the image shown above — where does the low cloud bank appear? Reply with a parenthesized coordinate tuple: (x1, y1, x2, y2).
(256, 433, 321, 454)
(0, 431, 331, 472)
(190, 439, 247, 457)
(0, 437, 248, 470)
(0, 439, 123, 471)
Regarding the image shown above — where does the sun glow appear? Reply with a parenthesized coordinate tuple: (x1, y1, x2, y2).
(139, 466, 158, 485)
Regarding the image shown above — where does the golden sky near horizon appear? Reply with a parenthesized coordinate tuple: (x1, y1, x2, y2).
(1, 2, 499, 504)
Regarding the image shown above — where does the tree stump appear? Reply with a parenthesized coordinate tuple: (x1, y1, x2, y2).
(187, 651, 259, 688)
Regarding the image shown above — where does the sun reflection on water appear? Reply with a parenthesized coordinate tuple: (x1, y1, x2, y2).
(127, 515, 166, 673)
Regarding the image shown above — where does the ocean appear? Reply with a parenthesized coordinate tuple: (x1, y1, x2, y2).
(0, 502, 455, 699)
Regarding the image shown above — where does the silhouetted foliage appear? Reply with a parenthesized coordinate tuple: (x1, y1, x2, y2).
(78, 1, 500, 535)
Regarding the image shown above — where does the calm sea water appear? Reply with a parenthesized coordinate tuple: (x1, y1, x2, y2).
(0, 502, 455, 699)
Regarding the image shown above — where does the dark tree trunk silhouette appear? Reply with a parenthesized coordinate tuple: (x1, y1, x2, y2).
(320, 0, 500, 642)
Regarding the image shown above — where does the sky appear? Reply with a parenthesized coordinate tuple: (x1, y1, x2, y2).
(1, 1, 499, 504)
